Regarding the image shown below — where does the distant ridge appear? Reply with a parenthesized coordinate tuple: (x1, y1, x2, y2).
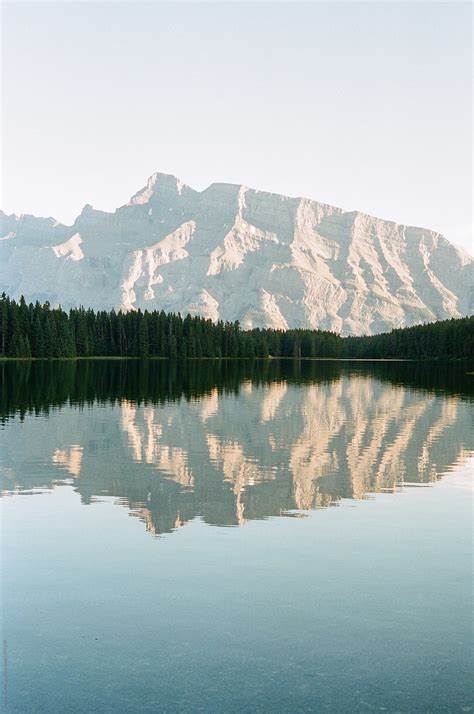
(1, 172, 472, 335)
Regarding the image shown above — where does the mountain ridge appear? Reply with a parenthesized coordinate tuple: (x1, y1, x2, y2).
(1, 172, 472, 335)
(4, 171, 470, 247)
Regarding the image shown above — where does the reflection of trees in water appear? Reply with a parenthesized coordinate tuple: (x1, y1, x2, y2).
(1, 358, 473, 424)
(1, 360, 472, 537)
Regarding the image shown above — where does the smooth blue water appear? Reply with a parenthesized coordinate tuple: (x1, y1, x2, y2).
(1, 361, 473, 712)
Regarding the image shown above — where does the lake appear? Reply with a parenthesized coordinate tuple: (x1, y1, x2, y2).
(1, 360, 473, 713)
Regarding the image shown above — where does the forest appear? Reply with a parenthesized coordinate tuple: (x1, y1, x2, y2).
(0, 294, 473, 360)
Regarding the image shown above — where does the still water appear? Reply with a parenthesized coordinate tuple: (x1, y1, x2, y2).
(1, 360, 473, 713)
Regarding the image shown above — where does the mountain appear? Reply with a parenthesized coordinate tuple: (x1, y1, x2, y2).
(1, 172, 472, 335)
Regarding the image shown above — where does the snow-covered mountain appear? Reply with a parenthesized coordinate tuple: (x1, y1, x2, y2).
(1, 172, 472, 334)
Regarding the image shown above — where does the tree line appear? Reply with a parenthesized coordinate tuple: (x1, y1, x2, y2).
(1, 294, 472, 360)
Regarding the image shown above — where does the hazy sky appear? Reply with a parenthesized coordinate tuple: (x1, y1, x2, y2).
(2, 1, 472, 253)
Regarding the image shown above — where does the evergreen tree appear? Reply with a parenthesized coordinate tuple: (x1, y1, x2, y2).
(0, 295, 472, 361)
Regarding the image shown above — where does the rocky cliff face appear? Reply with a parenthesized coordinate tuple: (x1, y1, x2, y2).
(1, 172, 472, 334)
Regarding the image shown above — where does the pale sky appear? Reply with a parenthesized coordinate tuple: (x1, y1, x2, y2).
(2, 1, 472, 254)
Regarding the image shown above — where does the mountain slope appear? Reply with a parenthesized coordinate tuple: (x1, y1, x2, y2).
(1, 172, 472, 335)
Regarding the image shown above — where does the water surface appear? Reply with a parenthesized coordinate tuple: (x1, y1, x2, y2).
(1, 360, 473, 712)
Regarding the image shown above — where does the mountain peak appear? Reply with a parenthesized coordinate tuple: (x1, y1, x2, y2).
(128, 172, 191, 206)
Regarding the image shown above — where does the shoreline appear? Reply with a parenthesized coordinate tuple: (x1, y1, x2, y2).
(0, 356, 470, 363)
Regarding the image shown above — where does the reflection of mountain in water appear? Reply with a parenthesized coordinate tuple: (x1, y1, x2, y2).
(1, 360, 472, 536)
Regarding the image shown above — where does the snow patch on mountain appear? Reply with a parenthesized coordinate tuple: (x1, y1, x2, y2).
(52, 233, 84, 261)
